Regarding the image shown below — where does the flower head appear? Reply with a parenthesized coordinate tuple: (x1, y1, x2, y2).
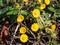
(31, 23, 39, 32)
(51, 24, 56, 30)
(38, 0, 42, 3)
(17, 15, 24, 23)
(19, 27, 26, 34)
(15, 3, 20, 8)
(44, 0, 50, 5)
(40, 4, 46, 10)
(20, 34, 28, 43)
(32, 9, 40, 18)
(23, 0, 28, 3)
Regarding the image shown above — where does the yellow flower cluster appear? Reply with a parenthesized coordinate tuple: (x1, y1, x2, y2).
(19, 22, 40, 42)
(19, 27, 27, 34)
(32, 9, 40, 18)
(17, 15, 24, 23)
(38, 0, 50, 5)
(38, 0, 50, 10)
(20, 34, 28, 43)
(31, 23, 39, 32)
(19, 23, 39, 43)
(19, 27, 28, 43)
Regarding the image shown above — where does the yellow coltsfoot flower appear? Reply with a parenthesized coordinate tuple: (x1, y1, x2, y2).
(19, 27, 26, 34)
(23, 0, 29, 3)
(17, 15, 24, 23)
(32, 9, 40, 18)
(20, 34, 28, 43)
(15, 3, 20, 8)
(31, 23, 39, 32)
(38, 0, 42, 3)
(40, 4, 46, 10)
(44, 0, 50, 5)
(51, 24, 56, 30)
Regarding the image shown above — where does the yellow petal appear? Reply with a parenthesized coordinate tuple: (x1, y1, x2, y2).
(17, 15, 24, 23)
(31, 23, 39, 32)
(51, 24, 56, 30)
(23, 0, 28, 3)
(40, 4, 46, 10)
(20, 34, 28, 43)
(32, 9, 40, 18)
(19, 27, 26, 34)
(38, 0, 42, 3)
(44, 0, 50, 5)
(15, 3, 20, 8)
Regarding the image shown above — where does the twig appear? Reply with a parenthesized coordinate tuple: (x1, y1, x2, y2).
(42, 39, 47, 45)
(29, 40, 34, 43)
(13, 23, 20, 37)
(8, 21, 16, 30)
(14, 36, 19, 39)
(32, 41, 39, 45)
(10, 23, 20, 45)
(40, 41, 45, 45)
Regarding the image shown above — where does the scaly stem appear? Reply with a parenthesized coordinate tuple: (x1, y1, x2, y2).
(39, 16, 45, 26)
